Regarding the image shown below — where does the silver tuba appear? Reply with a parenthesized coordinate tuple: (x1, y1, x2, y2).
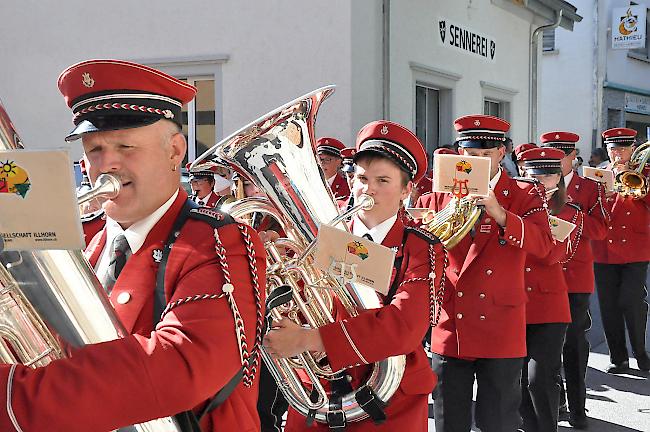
(192, 86, 406, 424)
(0, 99, 181, 431)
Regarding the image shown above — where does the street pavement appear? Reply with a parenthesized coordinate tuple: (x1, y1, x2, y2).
(428, 283, 650, 431)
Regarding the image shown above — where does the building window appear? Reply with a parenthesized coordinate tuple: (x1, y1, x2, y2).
(180, 77, 216, 167)
(542, 29, 556, 51)
(415, 84, 440, 160)
(484, 99, 508, 118)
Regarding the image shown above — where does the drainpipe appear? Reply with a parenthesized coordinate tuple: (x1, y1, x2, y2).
(382, 0, 390, 119)
(529, 9, 563, 141)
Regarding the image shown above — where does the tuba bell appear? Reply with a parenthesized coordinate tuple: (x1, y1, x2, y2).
(0, 99, 182, 431)
(192, 86, 406, 424)
(613, 141, 650, 199)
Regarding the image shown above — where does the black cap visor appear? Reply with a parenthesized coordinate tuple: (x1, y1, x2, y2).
(65, 114, 162, 142)
(456, 139, 503, 149)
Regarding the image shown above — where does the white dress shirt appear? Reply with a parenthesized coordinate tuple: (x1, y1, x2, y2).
(351, 214, 398, 245)
(95, 189, 179, 281)
(564, 170, 574, 188)
(195, 191, 214, 206)
(327, 174, 336, 186)
(489, 168, 503, 190)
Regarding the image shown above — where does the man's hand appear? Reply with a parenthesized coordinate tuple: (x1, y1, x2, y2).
(263, 318, 324, 359)
(475, 190, 507, 227)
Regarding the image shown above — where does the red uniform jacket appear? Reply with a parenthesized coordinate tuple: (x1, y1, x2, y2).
(563, 174, 609, 293)
(592, 169, 650, 264)
(524, 203, 581, 325)
(285, 218, 446, 432)
(81, 210, 106, 246)
(330, 172, 351, 200)
(0, 189, 266, 432)
(417, 173, 554, 358)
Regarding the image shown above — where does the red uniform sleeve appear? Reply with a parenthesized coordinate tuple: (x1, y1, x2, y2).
(318, 238, 445, 371)
(0, 223, 266, 431)
(500, 186, 554, 259)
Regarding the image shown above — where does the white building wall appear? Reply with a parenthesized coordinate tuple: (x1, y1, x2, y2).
(0, 0, 355, 158)
(390, 0, 534, 147)
(538, 0, 594, 155)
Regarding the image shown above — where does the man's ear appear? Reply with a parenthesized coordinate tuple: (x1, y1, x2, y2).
(169, 132, 187, 167)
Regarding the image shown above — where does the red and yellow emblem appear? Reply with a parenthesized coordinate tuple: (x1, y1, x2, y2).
(347, 241, 370, 260)
(455, 160, 473, 174)
(0, 160, 31, 198)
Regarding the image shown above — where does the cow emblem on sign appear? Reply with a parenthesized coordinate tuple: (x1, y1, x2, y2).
(619, 8, 639, 36)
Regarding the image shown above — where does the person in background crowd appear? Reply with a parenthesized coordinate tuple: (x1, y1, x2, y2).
(265, 120, 446, 432)
(592, 127, 650, 374)
(341, 147, 356, 191)
(500, 137, 519, 177)
(0, 59, 267, 431)
(514, 143, 538, 176)
(540, 131, 609, 430)
(418, 115, 554, 432)
(188, 161, 222, 207)
(518, 147, 581, 432)
(316, 137, 350, 200)
(589, 147, 610, 169)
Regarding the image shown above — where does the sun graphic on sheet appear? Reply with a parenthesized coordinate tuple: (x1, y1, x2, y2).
(0, 160, 31, 198)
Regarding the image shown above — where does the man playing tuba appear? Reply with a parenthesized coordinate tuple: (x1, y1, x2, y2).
(0, 59, 266, 431)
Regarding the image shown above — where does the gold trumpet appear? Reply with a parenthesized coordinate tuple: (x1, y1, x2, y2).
(612, 141, 650, 199)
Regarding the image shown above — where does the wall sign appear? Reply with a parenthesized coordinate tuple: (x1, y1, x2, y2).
(612, 6, 646, 50)
(625, 92, 650, 115)
(437, 18, 496, 62)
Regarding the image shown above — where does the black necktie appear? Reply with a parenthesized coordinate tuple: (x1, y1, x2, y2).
(362, 233, 374, 242)
(102, 234, 131, 294)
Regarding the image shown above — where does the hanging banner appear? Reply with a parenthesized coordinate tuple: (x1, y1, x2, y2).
(612, 6, 647, 49)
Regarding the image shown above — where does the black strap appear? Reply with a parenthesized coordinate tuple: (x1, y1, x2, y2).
(384, 229, 409, 304)
(152, 199, 241, 430)
(354, 385, 387, 425)
(326, 373, 353, 430)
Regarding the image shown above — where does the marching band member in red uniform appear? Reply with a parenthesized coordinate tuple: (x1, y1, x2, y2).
(592, 128, 650, 373)
(540, 131, 609, 429)
(188, 161, 227, 207)
(417, 115, 554, 432)
(514, 142, 538, 176)
(518, 147, 579, 432)
(316, 137, 351, 200)
(0, 60, 266, 432)
(265, 120, 446, 431)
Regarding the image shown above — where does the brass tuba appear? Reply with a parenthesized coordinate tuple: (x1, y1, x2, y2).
(192, 86, 406, 424)
(613, 141, 650, 199)
(0, 100, 182, 431)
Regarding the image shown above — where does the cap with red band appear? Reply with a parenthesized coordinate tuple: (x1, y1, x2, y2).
(354, 120, 427, 182)
(540, 131, 579, 154)
(316, 137, 346, 158)
(340, 147, 356, 173)
(58, 59, 197, 141)
(454, 114, 510, 149)
(602, 127, 637, 147)
(514, 143, 538, 160)
(519, 147, 565, 175)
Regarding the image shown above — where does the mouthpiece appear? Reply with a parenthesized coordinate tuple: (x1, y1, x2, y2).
(358, 194, 375, 210)
(77, 173, 122, 213)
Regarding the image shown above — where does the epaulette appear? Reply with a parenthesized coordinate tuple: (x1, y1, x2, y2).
(188, 207, 235, 229)
(405, 226, 441, 245)
(567, 202, 582, 211)
(80, 209, 104, 223)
